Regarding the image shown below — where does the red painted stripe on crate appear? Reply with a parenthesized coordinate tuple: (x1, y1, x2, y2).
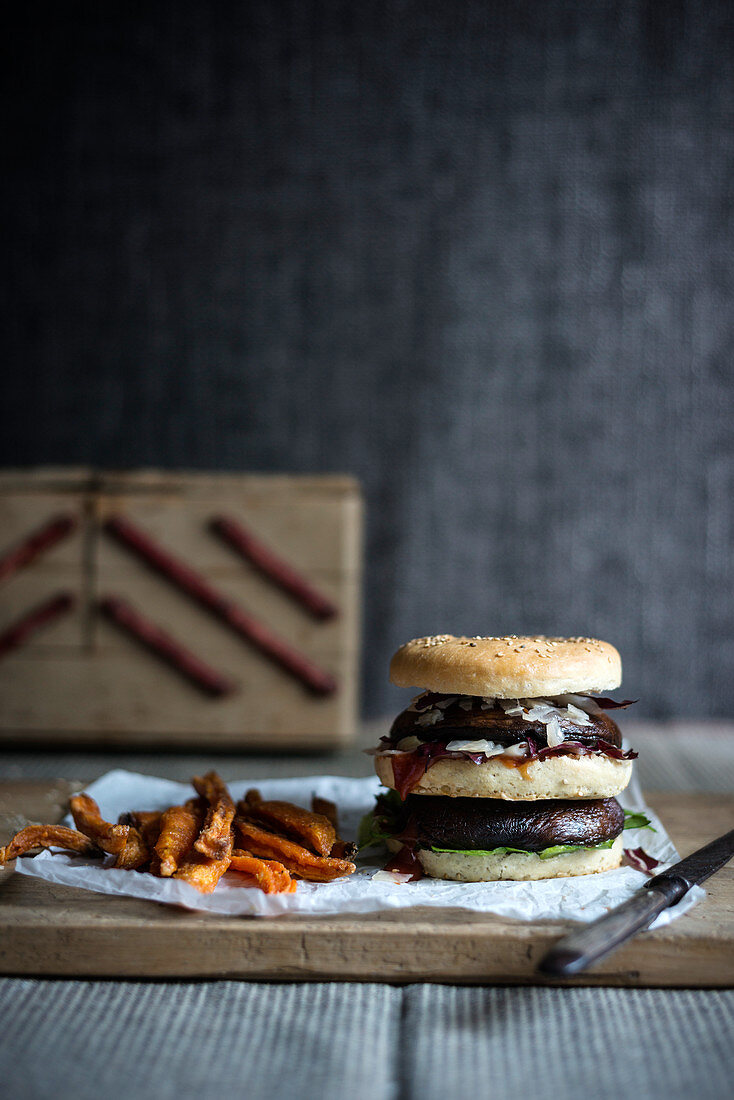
(99, 596, 236, 698)
(210, 514, 338, 621)
(0, 592, 76, 658)
(104, 515, 337, 696)
(0, 514, 77, 583)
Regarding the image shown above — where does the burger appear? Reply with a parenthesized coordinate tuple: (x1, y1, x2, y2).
(362, 634, 640, 881)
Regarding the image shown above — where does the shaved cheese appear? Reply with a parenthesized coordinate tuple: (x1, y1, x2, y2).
(396, 735, 422, 751)
(555, 694, 603, 715)
(445, 739, 530, 759)
(498, 696, 594, 734)
(502, 742, 530, 758)
(565, 703, 593, 724)
(372, 869, 412, 884)
(521, 702, 556, 721)
(434, 695, 460, 709)
(444, 739, 507, 757)
(544, 714, 565, 748)
(415, 709, 442, 727)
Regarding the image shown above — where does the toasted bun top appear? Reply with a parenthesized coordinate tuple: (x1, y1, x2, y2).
(389, 635, 621, 698)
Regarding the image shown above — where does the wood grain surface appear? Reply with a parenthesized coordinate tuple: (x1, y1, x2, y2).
(0, 783, 732, 986)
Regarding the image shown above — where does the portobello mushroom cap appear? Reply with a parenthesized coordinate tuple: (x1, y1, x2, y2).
(389, 697, 622, 750)
(406, 794, 625, 852)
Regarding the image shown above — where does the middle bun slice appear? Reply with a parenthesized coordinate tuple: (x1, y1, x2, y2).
(372, 693, 635, 801)
(375, 752, 632, 801)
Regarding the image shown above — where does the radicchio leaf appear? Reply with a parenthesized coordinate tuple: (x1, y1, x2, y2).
(383, 843, 423, 880)
(623, 846, 661, 875)
(592, 739, 638, 760)
(581, 695, 638, 710)
(530, 739, 637, 763)
(388, 741, 488, 798)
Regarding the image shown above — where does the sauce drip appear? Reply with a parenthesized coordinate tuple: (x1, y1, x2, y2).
(390, 753, 430, 800)
(496, 756, 535, 778)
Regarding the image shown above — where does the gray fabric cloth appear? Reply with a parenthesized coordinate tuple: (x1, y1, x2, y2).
(0, 981, 732, 1100)
(0, 981, 398, 1100)
(403, 986, 734, 1100)
(3, 1, 734, 719)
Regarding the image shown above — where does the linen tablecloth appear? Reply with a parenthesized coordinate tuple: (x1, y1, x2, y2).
(1, 720, 732, 1100)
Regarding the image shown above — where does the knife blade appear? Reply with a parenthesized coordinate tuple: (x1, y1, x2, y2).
(538, 826, 734, 978)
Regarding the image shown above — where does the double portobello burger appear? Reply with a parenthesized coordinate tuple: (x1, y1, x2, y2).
(364, 634, 639, 881)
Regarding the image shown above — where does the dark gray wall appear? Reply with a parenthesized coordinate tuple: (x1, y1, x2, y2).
(3, 1, 734, 717)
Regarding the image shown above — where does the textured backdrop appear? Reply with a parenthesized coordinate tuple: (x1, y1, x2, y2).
(2, 1, 733, 717)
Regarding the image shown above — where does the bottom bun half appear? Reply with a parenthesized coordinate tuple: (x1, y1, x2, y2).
(386, 834, 624, 881)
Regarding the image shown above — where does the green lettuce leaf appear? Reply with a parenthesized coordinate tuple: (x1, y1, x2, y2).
(537, 839, 615, 859)
(622, 809, 655, 831)
(431, 844, 530, 856)
(357, 812, 391, 852)
(429, 838, 616, 860)
(357, 790, 405, 851)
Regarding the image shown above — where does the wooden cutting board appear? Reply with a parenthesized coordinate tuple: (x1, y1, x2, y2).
(0, 782, 732, 986)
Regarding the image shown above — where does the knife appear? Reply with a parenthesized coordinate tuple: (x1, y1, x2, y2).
(538, 826, 734, 978)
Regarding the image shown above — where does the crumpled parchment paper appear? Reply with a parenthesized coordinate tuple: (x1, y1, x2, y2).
(15, 768, 703, 926)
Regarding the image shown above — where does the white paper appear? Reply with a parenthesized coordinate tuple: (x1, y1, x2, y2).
(15, 768, 703, 926)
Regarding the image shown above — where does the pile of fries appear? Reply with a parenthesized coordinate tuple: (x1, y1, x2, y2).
(0, 772, 357, 895)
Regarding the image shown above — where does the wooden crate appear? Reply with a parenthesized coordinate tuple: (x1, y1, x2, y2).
(0, 469, 362, 748)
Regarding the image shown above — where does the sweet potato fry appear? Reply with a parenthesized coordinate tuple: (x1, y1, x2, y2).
(229, 850, 296, 894)
(155, 804, 202, 877)
(175, 831, 233, 894)
(235, 818, 356, 882)
(329, 839, 358, 860)
(184, 796, 207, 815)
(128, 811, 163, 850)
(115, 827, 150, 870)
(70, 794, 129, 855)
(311, 796, 357, 859)
(311, 795, 338, 829)
(71, 794, 150, 870)
(237, 797, 336, 857)
(0, 824, 99, 863)
(193, 771, 236, 859)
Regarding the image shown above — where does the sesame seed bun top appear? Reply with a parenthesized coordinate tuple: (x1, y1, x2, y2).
(389, 634, 622, 698)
